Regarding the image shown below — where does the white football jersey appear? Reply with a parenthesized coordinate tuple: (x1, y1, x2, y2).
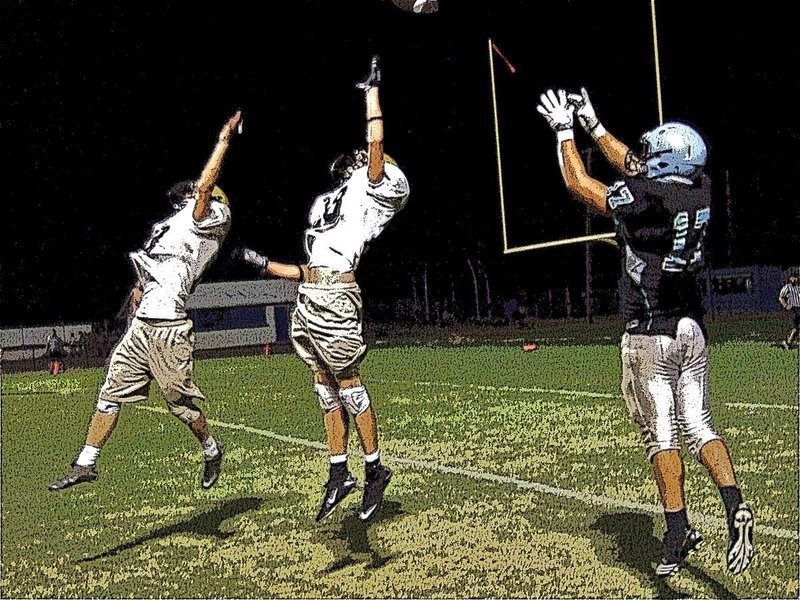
(304, 162, 409, 272)
(130, 201, 231, 320)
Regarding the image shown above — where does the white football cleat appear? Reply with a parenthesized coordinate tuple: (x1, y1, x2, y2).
(727, 503, 755, 575)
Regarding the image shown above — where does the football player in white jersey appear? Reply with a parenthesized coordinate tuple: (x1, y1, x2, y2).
(49, 110, 242, 492)
(238, 56, 409, 523)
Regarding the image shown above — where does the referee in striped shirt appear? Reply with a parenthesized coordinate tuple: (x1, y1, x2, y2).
(778, 272, 800, 350)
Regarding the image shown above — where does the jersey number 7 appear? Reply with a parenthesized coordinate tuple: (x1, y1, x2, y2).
(662, 208, 709, 272)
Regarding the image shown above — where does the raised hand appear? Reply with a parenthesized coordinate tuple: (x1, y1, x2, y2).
(219, 110, 243, 143)
(356, 55, 382, 90)
(567, 88, 602, 135)
(536, 89, 574, 133)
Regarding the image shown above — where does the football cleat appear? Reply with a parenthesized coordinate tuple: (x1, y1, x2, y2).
(48, 463, 99, 492)
(359, 464, 392, 523)
(656, 528, 703, 578)
(727, 503, 755, 575)
(356, 55, 381, 90)
(316, 472, 359, 522)
(202, 443, 225, 490)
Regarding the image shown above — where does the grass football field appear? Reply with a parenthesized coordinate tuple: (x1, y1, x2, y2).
(2, 318, 798, 598)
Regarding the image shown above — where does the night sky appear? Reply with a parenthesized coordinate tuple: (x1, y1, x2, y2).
(2, 1, 798, 327)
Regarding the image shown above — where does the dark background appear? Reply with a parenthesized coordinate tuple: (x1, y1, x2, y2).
(1, 0, 798, 326)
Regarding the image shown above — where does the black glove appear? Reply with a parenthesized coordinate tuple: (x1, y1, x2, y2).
(356, 55, 381, 90)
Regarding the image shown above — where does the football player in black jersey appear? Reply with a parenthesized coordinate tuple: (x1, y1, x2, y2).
(537, 88, 754, 578)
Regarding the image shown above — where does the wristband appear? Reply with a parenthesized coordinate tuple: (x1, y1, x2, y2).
(590, 122, 607, 139)
(556, 129, 575, 143)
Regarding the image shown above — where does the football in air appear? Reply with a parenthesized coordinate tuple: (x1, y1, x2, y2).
(389, 0, 439, 14)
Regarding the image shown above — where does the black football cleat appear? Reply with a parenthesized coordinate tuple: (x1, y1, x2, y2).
(48, 463, 99, 492)
(359, 464, 392, 523)
(656, 528, 703, 578)
(727, 503, 754, 575)
(316, 472, 359, 522)
(356, 55, 382, 90)
(202, 443, 225, 490)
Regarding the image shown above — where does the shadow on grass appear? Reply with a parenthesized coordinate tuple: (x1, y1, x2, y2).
(313, 500, 405, 574)
(590, 512, 738, 600)
(76, 496, 265, 563)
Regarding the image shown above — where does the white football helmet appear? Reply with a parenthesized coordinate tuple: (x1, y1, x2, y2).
(640, 122, 707, 180)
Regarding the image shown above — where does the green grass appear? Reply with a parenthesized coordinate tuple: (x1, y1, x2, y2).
(1, 321, 798, 598)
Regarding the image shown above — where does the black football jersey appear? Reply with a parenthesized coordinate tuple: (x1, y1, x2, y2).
(606, 174, 711, 337)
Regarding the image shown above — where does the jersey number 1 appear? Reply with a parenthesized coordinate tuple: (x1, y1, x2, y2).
(144, 224, 170, 254)
(321, 187, 347, 227)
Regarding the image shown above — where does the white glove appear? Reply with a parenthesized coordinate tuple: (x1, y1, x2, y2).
(241, 248, 268, 269)
(567, 87, 606, 138)
(536, 89, 575, 139)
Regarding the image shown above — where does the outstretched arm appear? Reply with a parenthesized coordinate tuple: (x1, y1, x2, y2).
(537, 89, 610, 217)
(568, 88, 644, 177)
(265, 261, 308, 282)
(558, 138, 610, 216)
(357, 55, 385, 184)
(194, 110, 243, 222)
(234, 248, 308, 282)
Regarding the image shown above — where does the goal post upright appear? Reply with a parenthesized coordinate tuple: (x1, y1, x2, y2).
(492, 0, 664, 255)
(488, 38, 510, 254)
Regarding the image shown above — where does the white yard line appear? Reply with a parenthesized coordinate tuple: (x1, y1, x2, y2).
(375, 379, 799, 411)
(134, 404, 798, 541)
(4, 380, 795, 411)
(376, 378, 617, 399)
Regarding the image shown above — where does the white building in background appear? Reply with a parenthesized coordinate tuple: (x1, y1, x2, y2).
(186, 279, 298, 350)
(0, 280, 299, 360)
(0, 324, 93, 361)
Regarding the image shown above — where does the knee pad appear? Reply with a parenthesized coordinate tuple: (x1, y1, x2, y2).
(167, 396, 202, 424)
(96, 398, 121, 415)
(339, 386, 371, 416)
(315, 383, 342, 413)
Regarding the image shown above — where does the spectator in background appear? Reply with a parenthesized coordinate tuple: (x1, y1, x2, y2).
(564, 287, 572, 320)
(45, 329, 65, 375)
(503, 298, 519, 327)
(778, 272, 800, 350)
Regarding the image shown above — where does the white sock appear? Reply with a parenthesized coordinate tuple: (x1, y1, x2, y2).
(364, 449, 380, 464)
(203, 436, 219, 460)
(330, 453, 348, 464)
(75, 445, 101, 467)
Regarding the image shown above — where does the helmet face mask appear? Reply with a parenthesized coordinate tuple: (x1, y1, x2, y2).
(329, 149, 369, 185)
(166, 180, 229, 210)
(167, 180, 196, 210)
(639, 122, 707, 181)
